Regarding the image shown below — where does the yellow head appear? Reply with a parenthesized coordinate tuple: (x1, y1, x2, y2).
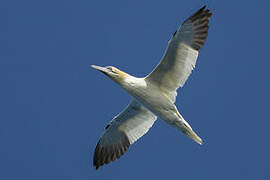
(91, 65, 129, 83)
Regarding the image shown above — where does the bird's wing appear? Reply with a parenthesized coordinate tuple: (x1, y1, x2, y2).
(93, 100, 157, 170)
(146, 6, 212, 102)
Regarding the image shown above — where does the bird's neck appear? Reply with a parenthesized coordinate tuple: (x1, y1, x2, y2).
(119, 76, 146, 91)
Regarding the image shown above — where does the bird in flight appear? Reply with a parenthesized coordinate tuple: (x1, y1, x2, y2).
(92, 6, 212, 170)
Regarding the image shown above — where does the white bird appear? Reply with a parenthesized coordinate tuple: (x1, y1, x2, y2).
(92, 6, 212, 170)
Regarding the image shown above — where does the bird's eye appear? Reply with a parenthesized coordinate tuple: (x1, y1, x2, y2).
(106, 66, 114, 72)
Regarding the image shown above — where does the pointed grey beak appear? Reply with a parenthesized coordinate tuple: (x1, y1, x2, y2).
(91, 65, 108, 73)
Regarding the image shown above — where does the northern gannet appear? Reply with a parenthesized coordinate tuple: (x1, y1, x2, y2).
(92, 6, 212, 170)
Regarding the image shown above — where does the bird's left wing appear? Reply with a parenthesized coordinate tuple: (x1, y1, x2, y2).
(93, 100, 157, 170)
(146, 6, 212, 102)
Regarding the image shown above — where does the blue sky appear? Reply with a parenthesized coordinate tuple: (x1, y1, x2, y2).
(1, 0, 270, 179)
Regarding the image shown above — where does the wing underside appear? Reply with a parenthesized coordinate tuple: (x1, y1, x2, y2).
(146, 6, 212, 102)
(93, 100, 157, 169)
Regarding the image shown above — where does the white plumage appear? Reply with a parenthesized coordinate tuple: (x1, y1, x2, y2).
(92, 6, 212, 170)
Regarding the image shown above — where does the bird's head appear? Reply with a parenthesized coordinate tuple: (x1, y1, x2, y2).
(91, 65, 129, 83)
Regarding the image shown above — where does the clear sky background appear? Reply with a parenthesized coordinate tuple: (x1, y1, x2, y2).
(1, 0, 270, 179)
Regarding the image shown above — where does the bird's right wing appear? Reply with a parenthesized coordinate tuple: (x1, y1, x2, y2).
(93, 100, 157, 170)
(146, 6, 212, 102)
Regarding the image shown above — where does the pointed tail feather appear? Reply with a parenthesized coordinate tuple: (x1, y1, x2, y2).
(182, 125, 203, 145)
(175, 111, 203, 145)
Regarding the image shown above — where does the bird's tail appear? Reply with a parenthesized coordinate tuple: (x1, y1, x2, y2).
(175, 111, 203, 145)
(181, 124, 203, 145)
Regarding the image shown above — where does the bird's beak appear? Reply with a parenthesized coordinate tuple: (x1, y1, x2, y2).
(91, 65, 108, 74)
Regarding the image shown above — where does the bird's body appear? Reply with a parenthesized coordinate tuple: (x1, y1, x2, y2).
(119, 75, 201, 143)
(122, 76, 174, 114)
(91, 6, 212, 170)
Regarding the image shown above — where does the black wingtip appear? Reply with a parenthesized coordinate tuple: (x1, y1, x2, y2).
(93, 134, 130, 170)
(187, 6, 212, 50)
(188, 6, 211, 21)
(200, 5, 206, 10)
